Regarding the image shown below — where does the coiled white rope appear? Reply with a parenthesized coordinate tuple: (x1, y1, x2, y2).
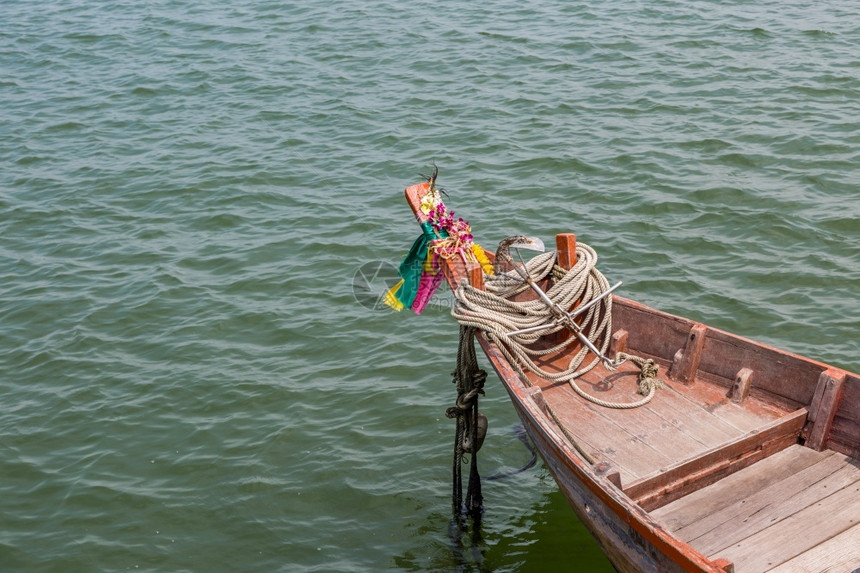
(451, 244, 659, 408)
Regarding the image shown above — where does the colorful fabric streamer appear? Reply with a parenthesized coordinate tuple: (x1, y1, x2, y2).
(387, 186, 490, 314)
(411, 250, 444, 314)
(383, 221, 447, 312)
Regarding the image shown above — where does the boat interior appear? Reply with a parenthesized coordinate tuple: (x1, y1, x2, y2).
(494, 229, 860, 571)
(523, 294, 860, 571)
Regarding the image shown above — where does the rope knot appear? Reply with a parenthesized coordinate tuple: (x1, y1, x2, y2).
(636, 358, 662, 396)
(446, 386, 484, 419)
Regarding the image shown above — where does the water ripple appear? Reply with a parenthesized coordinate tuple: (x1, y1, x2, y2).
(2, 0, 859, 571)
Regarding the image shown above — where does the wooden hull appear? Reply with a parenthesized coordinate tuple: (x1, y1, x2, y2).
(475, 295, 860, 572)
(402, 182, 860, 572)
(478, 335, 725, 573)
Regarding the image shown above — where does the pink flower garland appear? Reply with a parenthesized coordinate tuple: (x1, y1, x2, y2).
(427, 202, 474, 259)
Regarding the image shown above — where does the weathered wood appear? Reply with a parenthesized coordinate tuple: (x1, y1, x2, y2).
(594, 461, 623, 489)
(695, 327, 827, 408)
(467, 262, 484, 290)
(651, 445, 828, 532)
(710, 476, 860, 571)
(610, 329, 629, 356)
(727, 367, 752, 404)
(561, 374, 739, 465)
(524, 385, 546, 414)
(556, 233, 577, 270)
(641, 386, 740, 449)
(440, 256, 469, 292)
(806, 369, 847, 450)
(669, 323, 708, 385)
(835, 372, 860, 421)
(611, 297, 697, 365)
(499, 364, 727, 573)
(625, 409, 808, 510)
(806, 368, 828, 424)
(403, 181, 432, 222)
(534, 358, 791, 487)
(830, 414, 860, 459)
(767, 522, 860, 573)
(683, 451, 858, 553)
(545, 382, 671, 481)
(828, 372, 860, 457)
(661, 373, 785, 434)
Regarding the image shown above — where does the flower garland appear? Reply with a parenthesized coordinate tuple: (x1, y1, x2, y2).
(385, 177, 493, 314)
(428, 202, 474, 259)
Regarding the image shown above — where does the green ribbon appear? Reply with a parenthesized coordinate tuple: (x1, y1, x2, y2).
(392, 221, 447, 309)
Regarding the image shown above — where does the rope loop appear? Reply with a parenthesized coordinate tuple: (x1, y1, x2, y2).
(446, 384, 485, 418)
(452, 244, 661, 409)
(449, 325, 484, 519)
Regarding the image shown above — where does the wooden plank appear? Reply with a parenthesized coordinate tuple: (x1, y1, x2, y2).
(651, 445, 827, 532)
(625, 409, 808, 509)
(640, 432, 799, 512)
(767, 522, 860, 573)
(728, 367, 753, 404)
(703, 397, 785, 436)
(511, 390, 732, 573)
(641, 381, 742, 449)
(669, 323, 708, 385)
(683, 451, 857, 553)
(657, 374, 786, 435)
(541, 382, 669, 482)
(710, 478, 860, 571)
(610, 328, 629, 356)
(828, 373, 860, 456)
(806, 369, 828, 423)
(611, 297, 696, 365)
(467, 262, 484, 290)
(696, 327, 826, 407)
(555, 233, 577, 270)
(403, 181, 432, 222)
(807, 369, 846, 450)
(536, 360, 784, 486)
(483, 333, 729, 573)
(835, 373, 860, 421)
(567, 374, 734, 464)
(830, 416, 860, 459)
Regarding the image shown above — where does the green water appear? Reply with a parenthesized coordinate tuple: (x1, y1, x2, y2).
(2, 1, 858, 571)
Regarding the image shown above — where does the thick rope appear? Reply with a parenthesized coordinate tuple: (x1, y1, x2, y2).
(451, 244, 660, 409)
(446, 325, 486, 519)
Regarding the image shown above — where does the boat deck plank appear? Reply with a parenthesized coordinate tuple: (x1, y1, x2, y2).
(652, 445, 860, 571)
(537, 378, 671, 482)
(766, 522, 860, 573)
(688, 452, 858, 554)
(625, 409, 808, 510)
(570, 371, 740, 452)
(651, 445, 828, 531)
(531, 356, 788, 486)
(560, 383, 714, 461)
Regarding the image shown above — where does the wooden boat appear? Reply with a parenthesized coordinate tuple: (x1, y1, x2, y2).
(401, 181, 860, 573)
